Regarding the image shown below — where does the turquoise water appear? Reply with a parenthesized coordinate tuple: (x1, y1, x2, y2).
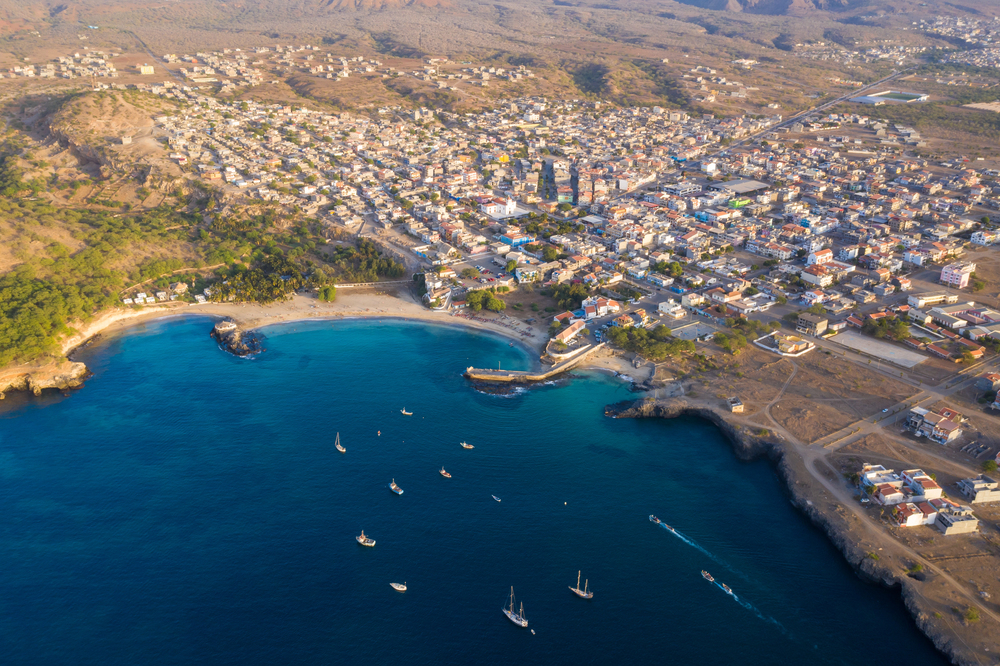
(0, 317, 947, 665)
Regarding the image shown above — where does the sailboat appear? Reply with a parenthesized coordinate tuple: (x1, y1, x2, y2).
(569, 570, 593, 599)
(439, 467, 452, 478)
(460, 441, 474, 449)
(390, 479, 404, 495)
(502, 587, 528, 628)
(335, 432, 346, 453)
(400, 408, 412, 415)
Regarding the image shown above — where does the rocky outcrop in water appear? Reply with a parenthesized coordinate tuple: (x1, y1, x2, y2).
(0, 359, 89, 398)
(210, 320, 264, 357)
(606, 397, 991, 666)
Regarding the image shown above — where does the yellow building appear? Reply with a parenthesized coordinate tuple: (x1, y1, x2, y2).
(138, 64, 154, 75)
(776, 334, 810, 355)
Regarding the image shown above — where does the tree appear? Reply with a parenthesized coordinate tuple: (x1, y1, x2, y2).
(460, 268, 481, 279)
(542, 246, 559, 262)
(318, 285, 337, 302)
(505, 260, 517, 273)
(983, 460, 998, 473)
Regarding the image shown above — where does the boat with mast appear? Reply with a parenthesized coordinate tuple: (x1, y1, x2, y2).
(502, 587, 528, 628)
(390, 479, 404, 495)
(400, 408, 412, 415)
(439, 467, 451, 478)
(569, 571, 593, 599)
(356, 530, 375, 547)
(335, 432, 346, 454)
(460, 441, 474, 449)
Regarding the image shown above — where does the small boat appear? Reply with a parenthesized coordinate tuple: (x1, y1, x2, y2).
(390, 479, 404, 495)
(357, 530, 375, 547)
(400, 408, 412, 415)
(460, 442, 474, 449)
(440, 467, 452, 478)
(335, 432, 346, 453)
(492, 495, 501, 502)
(649, 515, 661, 524)
(530, 629, 535, 635)
(701, 570, 714, 583)
(390, 582, 407, 592)
(569, 570, 593, 599)
(721, 584, 732, 595)
(502, 587, 528, 628)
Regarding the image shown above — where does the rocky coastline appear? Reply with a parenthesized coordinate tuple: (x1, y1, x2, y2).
(0, 359, 89, 398)
(210, 320, 264, 357)
(605, 397, 984, 666)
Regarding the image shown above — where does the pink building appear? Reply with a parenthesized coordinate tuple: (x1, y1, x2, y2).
(940, 262, 976, 289)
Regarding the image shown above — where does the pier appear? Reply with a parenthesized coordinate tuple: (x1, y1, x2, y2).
(465, 343, 605, 383)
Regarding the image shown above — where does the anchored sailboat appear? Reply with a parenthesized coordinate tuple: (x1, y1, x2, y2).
(335, 432, 346, 453)
(569, 570, 593, 599)
(502, 587, 528, 628)
(400, 408, 412, 415)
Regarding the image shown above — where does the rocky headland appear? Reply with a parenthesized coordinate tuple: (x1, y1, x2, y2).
(210, 320, 264, 357)
(606, 397, 996, 666)
(0, 359, 89, 398)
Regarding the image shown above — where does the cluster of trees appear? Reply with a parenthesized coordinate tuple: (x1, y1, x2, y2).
(549, 283, 589, 311)
(212, 255, 305, 304)
(604, 324, 694, 361)
(318, 285, 337, 302)
(324, 239, 405, 283)
(651, 260, 684, 278)
(465, 288, 506, 312)
(713, 332, 748, 355)
(863, 316, 910, 342)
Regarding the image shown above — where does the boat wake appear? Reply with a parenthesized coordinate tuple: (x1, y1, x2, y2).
(655, 522, 750, 583)
(712, 580, 789, 636)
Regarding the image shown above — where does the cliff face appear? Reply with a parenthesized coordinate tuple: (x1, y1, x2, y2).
(606, 398, 982, 666)
(0, 359, 89, 397)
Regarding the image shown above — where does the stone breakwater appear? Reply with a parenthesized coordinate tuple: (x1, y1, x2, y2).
(605, 397, 985, 666)
(0, 359, 89, 398)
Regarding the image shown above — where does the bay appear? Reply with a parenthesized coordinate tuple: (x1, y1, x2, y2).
(0, 317, 946, 665)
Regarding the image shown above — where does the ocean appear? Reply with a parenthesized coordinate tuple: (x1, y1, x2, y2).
(0, 317, 948, 665)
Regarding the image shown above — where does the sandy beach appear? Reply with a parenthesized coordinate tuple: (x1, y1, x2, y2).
(56, 286, 652, 382)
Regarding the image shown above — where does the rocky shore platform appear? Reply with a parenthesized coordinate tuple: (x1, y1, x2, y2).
(606, 396, 996, 666)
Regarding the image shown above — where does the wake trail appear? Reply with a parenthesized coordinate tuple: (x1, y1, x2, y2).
(655, 522, 751, 582)
(713, 580, 791, 638)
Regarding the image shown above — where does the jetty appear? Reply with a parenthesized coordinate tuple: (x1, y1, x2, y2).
(465, 343, 605, 383)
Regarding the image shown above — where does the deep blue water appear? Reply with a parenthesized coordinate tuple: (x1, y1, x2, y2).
(0, 317, 948, 666)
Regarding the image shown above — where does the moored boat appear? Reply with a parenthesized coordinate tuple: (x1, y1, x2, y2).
(390, 582, 407, 592)
(492, 495, 501, 502)
(390, 479, 404, 495)
(460, 441, 474, 449)
(502, 587, 528, 628)
(357, 530, 375, 547)
(701, 570, 714, 583)
(335, 432, 346, 453)
(569, 570, 593, 599)
(400, 408, 412, 415)
(440, 467, 452, 478)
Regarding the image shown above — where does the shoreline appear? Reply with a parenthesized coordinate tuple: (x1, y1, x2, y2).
(607, 398, 996, 666)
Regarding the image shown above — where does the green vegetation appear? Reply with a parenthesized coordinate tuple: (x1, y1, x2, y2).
(983, 460, 998, 473)
(318, 285, 337, 302)
(605, 324, 694, 361)
(465, 288, 506, 312)
(713, 332, 748, 355)
(863, 316, 910, 342)
(549, 283, 589, 311)
(323, 238, 405, 283)
(964, 606, 980, 623)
